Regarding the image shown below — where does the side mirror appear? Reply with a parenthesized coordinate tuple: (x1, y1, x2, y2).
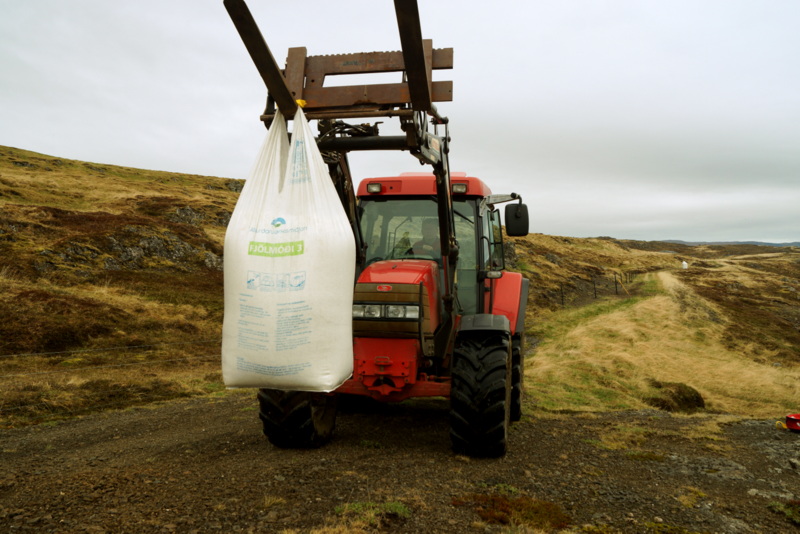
(504, 202, 529, 236)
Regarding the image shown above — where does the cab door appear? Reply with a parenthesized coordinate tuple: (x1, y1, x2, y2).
(481, 208, 505, 312)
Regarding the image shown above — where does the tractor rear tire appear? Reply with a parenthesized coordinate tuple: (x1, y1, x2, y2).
(257, 389, 337, 448)
(510, 335, 524, 422)
(449, 334, 511, 458)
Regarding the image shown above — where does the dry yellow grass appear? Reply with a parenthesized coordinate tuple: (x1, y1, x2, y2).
(0, 232, 224, 427)
(0, 146, 236, 212)
(527, 271, 799, 418)
(513, 234, 676, 283)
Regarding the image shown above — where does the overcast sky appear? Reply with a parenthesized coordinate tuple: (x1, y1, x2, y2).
(1, 1, 798, 243)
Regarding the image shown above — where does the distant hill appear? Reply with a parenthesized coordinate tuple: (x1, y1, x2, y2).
(662, 239, 800, 248)
(612, 238, 798, 258)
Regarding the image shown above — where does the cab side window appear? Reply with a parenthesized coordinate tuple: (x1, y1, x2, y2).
(481, 211, 492, 270)
(489, 209, 504, 270)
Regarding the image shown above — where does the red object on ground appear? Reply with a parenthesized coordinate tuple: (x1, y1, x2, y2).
(786, 414, 800, 433)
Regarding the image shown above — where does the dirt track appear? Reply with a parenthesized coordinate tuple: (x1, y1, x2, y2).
(2, 392, 799, 533)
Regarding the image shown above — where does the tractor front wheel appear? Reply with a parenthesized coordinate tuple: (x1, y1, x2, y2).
(257, 389, 337, 448)
(449, 334, 511, 457)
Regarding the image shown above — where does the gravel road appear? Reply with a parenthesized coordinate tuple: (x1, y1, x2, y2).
(2, 392, 799, 533)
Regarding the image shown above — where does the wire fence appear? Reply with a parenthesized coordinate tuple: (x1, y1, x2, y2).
(540, 270, 648, 308)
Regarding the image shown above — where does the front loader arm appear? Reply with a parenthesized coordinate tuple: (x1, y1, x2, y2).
(223, 0, 457, 297)
(222, 0, 297, 118)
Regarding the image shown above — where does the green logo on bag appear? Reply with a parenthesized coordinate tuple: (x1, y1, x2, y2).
(248, 240, 305, 257)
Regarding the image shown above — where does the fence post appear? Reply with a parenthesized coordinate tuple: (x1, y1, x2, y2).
(614, 274, 618, 295)
(593, 278, 597, 299)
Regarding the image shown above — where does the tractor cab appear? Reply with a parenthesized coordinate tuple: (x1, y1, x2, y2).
(357, 172, 527, 316)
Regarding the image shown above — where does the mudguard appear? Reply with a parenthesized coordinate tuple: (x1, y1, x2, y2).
(486, 272, 528, 336)
(458, 314, 510, 335)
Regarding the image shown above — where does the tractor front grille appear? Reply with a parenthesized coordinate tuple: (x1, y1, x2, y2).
(352, 283, 433, 339)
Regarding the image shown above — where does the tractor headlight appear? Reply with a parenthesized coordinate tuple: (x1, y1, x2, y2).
(364, 305, 383, 318)
(353, 303, 420, 320)
(352, 304, 382, 318)
(386, 304, 420, 319)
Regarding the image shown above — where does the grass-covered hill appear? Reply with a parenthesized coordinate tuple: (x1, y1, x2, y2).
(0, 146, 243, 424)
(1, 145, 798, 426)
(0, 146, 241, 354)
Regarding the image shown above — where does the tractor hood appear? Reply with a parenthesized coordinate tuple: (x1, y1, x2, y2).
(357, 259, 439, 286)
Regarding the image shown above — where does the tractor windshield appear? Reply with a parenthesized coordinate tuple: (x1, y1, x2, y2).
(358, 197, 481, 313)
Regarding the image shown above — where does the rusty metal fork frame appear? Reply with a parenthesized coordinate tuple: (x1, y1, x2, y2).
(223, 0, 452, 127)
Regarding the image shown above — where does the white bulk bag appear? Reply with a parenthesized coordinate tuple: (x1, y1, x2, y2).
(222, 109, 356, 391)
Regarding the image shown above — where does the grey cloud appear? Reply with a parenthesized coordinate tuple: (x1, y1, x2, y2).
(0, 0, 797, 242)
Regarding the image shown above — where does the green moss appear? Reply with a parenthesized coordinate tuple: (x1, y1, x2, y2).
(453, 493, 570, 529)
(769, 500, 800, 526)
(334, 501, 410, 526)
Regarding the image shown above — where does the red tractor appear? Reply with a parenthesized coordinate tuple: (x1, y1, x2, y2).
(225, 0, 530, 456)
